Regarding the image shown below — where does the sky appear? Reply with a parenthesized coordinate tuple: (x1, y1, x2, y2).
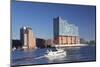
(12, 0, 96, 41)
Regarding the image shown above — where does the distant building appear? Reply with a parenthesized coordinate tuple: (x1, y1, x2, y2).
(45, 39, 53, 45)
(12, 40, 22, 49)
(45, 39, 54, 48)
(53, 17, 80, 45)
(20, 26, 36, 49)
(36, 38, 46, 48)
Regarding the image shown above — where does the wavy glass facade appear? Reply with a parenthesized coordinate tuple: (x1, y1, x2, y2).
(53, 17, 80, 45)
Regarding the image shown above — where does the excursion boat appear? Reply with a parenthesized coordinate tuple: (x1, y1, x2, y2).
(44, 47, 66, 60)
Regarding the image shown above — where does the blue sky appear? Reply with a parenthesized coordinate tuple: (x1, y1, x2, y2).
(12, 1, 96, 41)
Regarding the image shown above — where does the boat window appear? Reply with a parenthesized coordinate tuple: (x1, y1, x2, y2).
(51, 48, 57, 51)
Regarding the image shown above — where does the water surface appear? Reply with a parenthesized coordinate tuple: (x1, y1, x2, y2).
(11, 46, 96, 66)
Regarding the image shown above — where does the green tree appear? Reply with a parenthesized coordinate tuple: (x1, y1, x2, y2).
(80, 38, 87, 44)
(88, 40, 96, 45)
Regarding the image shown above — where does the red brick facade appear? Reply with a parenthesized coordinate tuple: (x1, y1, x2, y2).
(54, 36, 80, 45)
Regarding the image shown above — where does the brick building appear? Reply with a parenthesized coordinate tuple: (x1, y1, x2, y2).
(20, 26, 36, 49)
(53, 17, 80, 45)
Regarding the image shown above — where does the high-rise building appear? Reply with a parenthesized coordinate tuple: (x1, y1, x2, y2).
(53, 17, 80, 45)
(20, 26, 36, 49)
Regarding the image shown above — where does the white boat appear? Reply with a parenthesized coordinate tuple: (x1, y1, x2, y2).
(44, 48, 66, 60)
(12, 47, 16, 51)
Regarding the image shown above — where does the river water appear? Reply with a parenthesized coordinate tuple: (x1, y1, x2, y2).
(11, 46, 96, 66)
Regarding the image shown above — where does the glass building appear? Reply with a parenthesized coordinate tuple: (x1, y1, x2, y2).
(53, 17, 80, 45)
